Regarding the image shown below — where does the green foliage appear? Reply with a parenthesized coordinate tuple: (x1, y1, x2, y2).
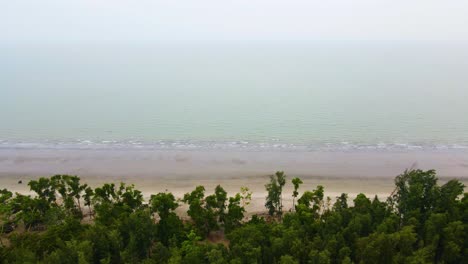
(279, 254, 299, 264)
(28, 177, 57, 204)
(297, 185, 324, 219)
(51, 175, 89, 217)
(206, 185, 228, 224)
(265, 171, 287, 217)
(0, 188, 13, 204)
(240, 186, 252, 207)
(391, 169, 440, 226)
(0, 169, 466, 263)
(228, 219, 271, 263)
(150, 192, 183, 245)
(225, 193, 246, 233)
(183, 185, 218, 235)
(120, 209, 155, 262)
(183, 185, 248, 235)
(206, 247, 228, 264)
(150, 192, 178, 219)
(10, 193, 51, 229)
(356, 226, 417, 264)
(93, 182, 144, 226)
(291, 177, 303, 210)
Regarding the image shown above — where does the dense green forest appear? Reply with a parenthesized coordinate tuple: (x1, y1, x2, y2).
(0, 169, 467, 264)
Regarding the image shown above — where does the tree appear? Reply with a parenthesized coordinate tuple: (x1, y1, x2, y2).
(92, 183, 143, 226)
(150, 192, 183, 245)
(291, 177, 303, 210)
(28, 177, 57, 204)
(333, 193, 348, 212)
(224, 193, 246, 233)
(182, 185, 247, 235)
(183, 186, 218, 235)
(390, 169, 439, 227)
(265, 171, 287, 217)
(353, 193, 371, 215)
(51, 175, 89, 218)
(356, 226, 417, 264)
(240, 186, 252, 208)
(150, 192, 178, 220)
(279, 254, 299, 264)
(120, 209, 155, 262)
(296, 185, 324, 218)
(0, 189, 14, 236)
(206, 185, 228, 224)
(436, 179, 465, 219)
(1, 169, 467, 264)
(206, 247, 228, 264)
(440, 221, 464, 264)
(228, 219, 271, 263)
(83, 186, 94, 219)
(180, 229, 204, 263)
(10, 193, 51, 230)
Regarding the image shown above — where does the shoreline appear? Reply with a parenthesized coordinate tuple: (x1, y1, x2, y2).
(1, 147, 467, 213)
(1, 147, 468, 178)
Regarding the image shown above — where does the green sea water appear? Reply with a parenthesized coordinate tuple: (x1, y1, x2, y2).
(1, 43, 468, 149)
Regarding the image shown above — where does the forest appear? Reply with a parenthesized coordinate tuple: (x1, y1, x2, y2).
(0, 169, 466, 264)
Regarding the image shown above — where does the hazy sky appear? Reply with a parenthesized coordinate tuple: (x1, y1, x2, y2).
(2, 0, 468, 45)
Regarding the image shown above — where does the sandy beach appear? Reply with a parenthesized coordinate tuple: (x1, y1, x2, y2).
(1, 148, 467, 213)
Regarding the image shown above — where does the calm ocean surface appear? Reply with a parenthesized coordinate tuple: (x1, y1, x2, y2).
(1, 43, 468, 151)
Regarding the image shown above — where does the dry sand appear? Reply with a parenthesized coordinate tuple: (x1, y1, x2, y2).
(1, 148, 467, 213)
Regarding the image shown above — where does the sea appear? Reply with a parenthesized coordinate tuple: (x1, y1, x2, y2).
(1, 42, 468, 152)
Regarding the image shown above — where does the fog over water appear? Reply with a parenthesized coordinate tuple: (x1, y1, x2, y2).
(2, 1, 468, 151)
(1, 43, 468, 151)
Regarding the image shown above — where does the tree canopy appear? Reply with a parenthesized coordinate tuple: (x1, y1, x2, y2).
(0, 169, 466, 263)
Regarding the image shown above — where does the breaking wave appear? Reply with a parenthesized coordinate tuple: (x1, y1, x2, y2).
(1, 139, 467, 152)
